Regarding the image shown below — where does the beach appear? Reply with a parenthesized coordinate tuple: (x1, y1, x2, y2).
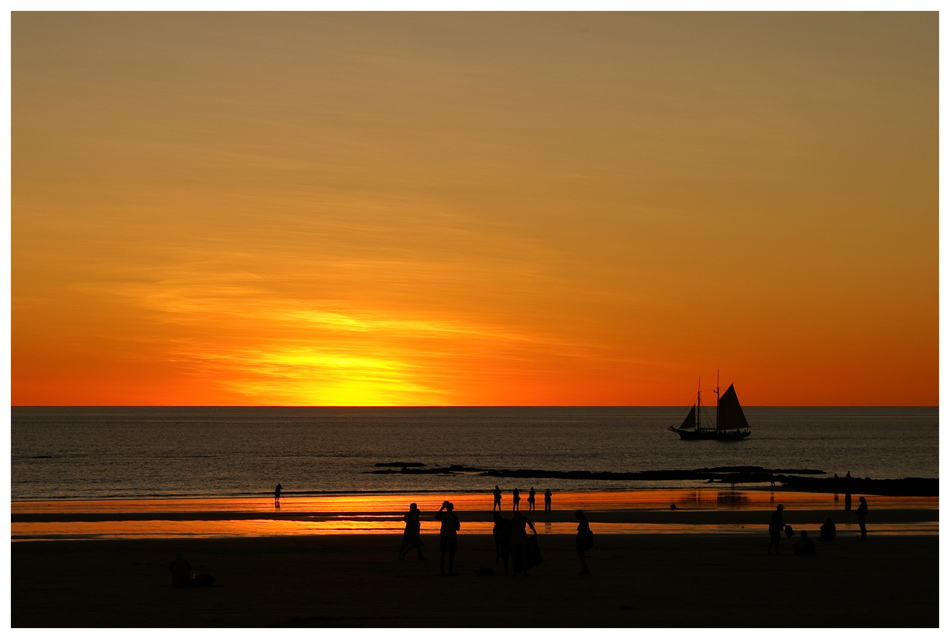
(10, 494, 940, 628)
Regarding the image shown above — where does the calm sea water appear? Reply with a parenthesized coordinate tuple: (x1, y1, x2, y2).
(10, 407, 938, 501)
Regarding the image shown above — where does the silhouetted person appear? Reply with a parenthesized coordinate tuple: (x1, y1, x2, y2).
(833, 473, 840, 503)
(398, 503, 427, 561)
(509, 510, 537, 576)
(544, 489, 552, 512)
(820, 517, 836, 541)
(528, 487, 536, 511)
(493, 485, 502, 511)
(170, 551, 191, 588)
(793, 530, 816, 555)
(768, 504, 785, 554)
(576, 509, 592, 575)
(845, 471, 852, 511)
(436, 501, 460, 576)
(857, 496, 868, 540)
(493, 511, 512, 573)
(512, 488, 521, 511)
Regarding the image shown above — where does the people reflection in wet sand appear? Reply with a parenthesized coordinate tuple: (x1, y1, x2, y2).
(493, 485, 502, 511)
(510, 510, 537, 576)
(768, 504, 785, 554)
(793, 530, 816, 555)
(544, 488, 552, 512)
(274, 483, 282, 507)
(575, 509, 592, 575)
(820, 517, 836, 541)
(398, 503, 427, 561)
(436, 501, 460, 576)
(512, 488, 521, 511)
(493, 511, 512, 573)
(528, 487, 536, 511)
(857, 496, 868, 540)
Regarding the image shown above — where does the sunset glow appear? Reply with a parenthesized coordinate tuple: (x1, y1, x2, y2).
(12, 12, 937, 406)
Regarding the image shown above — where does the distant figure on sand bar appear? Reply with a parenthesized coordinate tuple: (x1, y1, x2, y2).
(436, 501, 460, 576)
(398, 503, 427, 561)
(528, 487, 536, 511)
(493, 485, 502, 511)
(274, 483, 282, 506)
(544, 489, 552, 512)
(768, 504, 785, 555)
(513, 488, 521, 511)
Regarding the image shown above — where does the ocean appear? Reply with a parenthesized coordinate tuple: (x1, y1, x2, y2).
(10, 406, 938, 502)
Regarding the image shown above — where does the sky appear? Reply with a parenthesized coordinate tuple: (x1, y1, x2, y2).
(10, 11, 938, 406)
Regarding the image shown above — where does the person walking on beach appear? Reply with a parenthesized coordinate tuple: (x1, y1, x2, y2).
(768, 504, 785, 554)
(493, 511, 512, 573)
(509, 510, 537, 576)
(512, 488, 521, 511)
(528, 487, 536, 511)
(398, 503, 427, 561)
(576, 509, 593, 575)
(436, 501, 460, 576)
(857, 496, 869, 541)
(544, 489, 552, 512)
(493, 485, 502, 511)
(274, 483, 282, 506)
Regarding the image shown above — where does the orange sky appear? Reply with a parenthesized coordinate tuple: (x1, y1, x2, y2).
(11, 12, 938, 406)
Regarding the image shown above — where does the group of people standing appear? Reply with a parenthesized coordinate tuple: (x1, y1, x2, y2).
(398, 496, 594, 576)
(768, 496, 869, 555)
(493, 485, 552, 512)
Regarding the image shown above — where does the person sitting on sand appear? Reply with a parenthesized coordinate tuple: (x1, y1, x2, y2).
(576, 509, 593, 575)
(794, 530, 816, 555)
(436, 501, 460, 576)
(398, 503, 427, 561)
(509, 510, 537, 576)
(170, 551, 191, 588)
(493, 485, 502, 511)
(820, 517, 836, 541)
(493, 511, 512, 573)
(768, 504, 785, 555)
(512, 488, 521, 511)
(544, 489, 552, 512)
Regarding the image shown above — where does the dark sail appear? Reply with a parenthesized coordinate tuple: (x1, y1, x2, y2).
(716, 384, 749, 431)
(679, 404, 697, 430)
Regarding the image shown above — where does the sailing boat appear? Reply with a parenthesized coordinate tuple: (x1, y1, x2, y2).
(669, 376, 751, 440)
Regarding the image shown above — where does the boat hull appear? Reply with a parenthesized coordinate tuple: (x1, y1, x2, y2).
(669, 427, 751, 441)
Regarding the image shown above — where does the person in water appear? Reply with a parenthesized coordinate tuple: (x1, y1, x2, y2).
(436, 501, 461, 576)
(398, 503, 427, 561)
(575, 509, 592, 575)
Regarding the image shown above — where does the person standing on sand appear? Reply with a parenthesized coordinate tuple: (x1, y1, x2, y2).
(436, 501, 460, 576)
(398, 503, 427, 561)
(493, 511, 512, 573)
(512, 488, 521, 511)
(509, 510, 537, 576)
(768, 504, 785, 554)
(528, 487, 536, 511)
(274, 483, 282, 506)
(544, 489, 552, 513)
(575, 509, 592, 575)
(493, 485, 502, 511)
(857, 496, 869, 541)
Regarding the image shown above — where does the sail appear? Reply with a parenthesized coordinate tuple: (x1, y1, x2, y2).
(717, 384, 749, 431)
(679, 404, 697, 430)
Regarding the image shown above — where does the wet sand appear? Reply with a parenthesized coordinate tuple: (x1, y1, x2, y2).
(11, 531, 938, 627)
